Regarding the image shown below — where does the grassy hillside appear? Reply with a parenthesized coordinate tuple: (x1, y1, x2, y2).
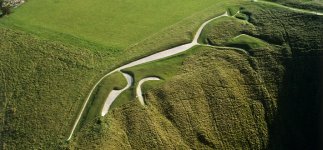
(0, 0, 245, 149)
(1, 0, 322, 149)
(198, 16, 256, 45)
(0, 26, 112, 149)
(246, 2, 323, 149)
(1, 0, 236, 49)
(73, 2, 323, 149)
(265, 0, 323, 12)
(0, 0, 243, 68)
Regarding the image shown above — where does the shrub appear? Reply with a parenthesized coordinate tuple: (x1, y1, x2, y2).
(0, 0, 25, 16)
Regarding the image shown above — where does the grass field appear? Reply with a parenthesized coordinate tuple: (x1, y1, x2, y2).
(1, 0, 232, 49)
(1, 0, 323, 149)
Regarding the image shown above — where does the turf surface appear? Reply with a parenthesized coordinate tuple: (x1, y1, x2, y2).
(1, 0, 323, 149)
(1, 0, 233, 49)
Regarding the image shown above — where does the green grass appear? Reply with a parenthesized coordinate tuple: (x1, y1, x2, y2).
(0, 0, 245, 75)
(110, 45, 225, 109)
(198, 11, 270, 52)
(0, 26, 113, 149)
(228, 6, 241, 16)
(110, 42, 251, 110)
(227, 34, 269, 50)
(198, 16, 256, 45)
(1, 0, 233, 49)
(74, 2, 323, 149)
(0, 1, 248, 148)
(110, 50, 191, 110)
(235, 12, 249, 20)
(124, 54, 186, 81)
(0, 0, 246, 72)
(3, 0, 323, 149)
(76, 45, 272, 149)
(81, 72, 127, 125)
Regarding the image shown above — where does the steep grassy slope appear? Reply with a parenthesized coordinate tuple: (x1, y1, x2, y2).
(0, 26, 115, 149)
(74, 46, 273, 149)
(245, 3, 323, 149)
(83, 72, 127, 125)
(0, 1, 246, 149)
(265, 0, 323, 12)
(198, 16, 256, 45)
(73, 2, 323, 150)
(1, 0, 322, 149)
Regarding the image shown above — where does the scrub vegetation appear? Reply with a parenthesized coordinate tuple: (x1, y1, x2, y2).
(0, 0, 322, 149)
(0, 26, 114, 149)
(265, 0, 323, 12)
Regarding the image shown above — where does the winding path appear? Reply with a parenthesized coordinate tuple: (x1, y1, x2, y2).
(136, 77, 161, 106)
(67, 1, 323, 140)
(101, 73, 133, 116)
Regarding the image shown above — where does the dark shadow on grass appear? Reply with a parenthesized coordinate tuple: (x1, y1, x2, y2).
(320, 55, 323, 150)
(0, 13, 5, 18)
(268, 52, 323, 150)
